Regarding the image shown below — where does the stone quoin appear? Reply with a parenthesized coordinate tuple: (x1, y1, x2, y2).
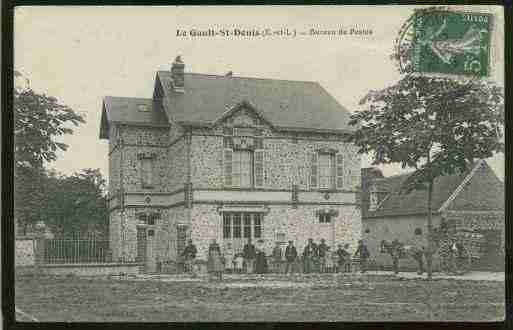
(99, 56, 362, 273)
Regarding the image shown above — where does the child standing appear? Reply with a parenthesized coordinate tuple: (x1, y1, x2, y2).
(234, 253, 244, 274)
(325, 247, 334, 273)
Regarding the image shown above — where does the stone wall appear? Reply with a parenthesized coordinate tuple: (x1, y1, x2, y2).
(190, 129, 361, 191)
(362, 214, 442, 270)
(168, 138, 188, 190)
(189, 203, 361, 261)
(109, 210, 122, 261)
(40, 263, 142, 276)
(16, 239, 35, 266)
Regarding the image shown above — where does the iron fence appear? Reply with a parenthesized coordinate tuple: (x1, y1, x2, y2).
(40, 239, 111, 264)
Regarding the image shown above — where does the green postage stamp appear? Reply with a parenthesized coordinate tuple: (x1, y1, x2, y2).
(413, 10, 492, 77)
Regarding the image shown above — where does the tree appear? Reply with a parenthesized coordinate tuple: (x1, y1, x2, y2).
(14, 72, 85, 233)
(349, 74, 504, 278)
(44, 169, 109, 239)
(14, 83, 85, 169)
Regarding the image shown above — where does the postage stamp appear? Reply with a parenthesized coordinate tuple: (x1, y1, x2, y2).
(412, 10, 492, 77)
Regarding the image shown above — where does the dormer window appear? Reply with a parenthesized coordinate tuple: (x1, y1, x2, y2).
(137, 104, 150, 112)
(369, 192, 379, 211)
(369, 183, 388, 211)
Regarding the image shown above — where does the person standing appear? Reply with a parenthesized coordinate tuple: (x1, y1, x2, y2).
(284, 241, 298, 275)
(318, 238, 329, 273)
(255, 240, 268, 274)
(390, 239, 402, 275)
(223, 242, 235, 274)
(325, 246, 334, 273)
(413, 247, 425, 275)
(303, 238, 318, 274)
(208, 239, 223, 280)
(271, 242, 283, 273)
(342, 244, 352, 272)
(243, 237, 256, 274)
(181, 239, 197, 277)
(335, 244, 346, 273)
(234, 253, 244, 274)
(354, 240, 370, 274)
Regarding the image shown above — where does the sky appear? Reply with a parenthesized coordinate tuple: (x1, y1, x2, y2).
(14, 5, 505, 183)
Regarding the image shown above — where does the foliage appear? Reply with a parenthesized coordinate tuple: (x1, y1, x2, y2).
(43, 169, 109, 239)
(14, 87, 84, 169)
(349, 75, 504, 193)
(14, 72, 86, 232)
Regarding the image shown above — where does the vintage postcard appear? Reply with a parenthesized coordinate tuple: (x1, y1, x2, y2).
(12, 5, 505, 322)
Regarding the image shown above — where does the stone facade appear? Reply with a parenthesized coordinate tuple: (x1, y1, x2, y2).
(104, 73, 362, 272)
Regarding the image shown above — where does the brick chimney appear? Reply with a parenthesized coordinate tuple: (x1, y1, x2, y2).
(171, 56, 185, 91)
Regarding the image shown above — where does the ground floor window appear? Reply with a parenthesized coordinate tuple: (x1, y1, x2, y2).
(223, 212, 263, 239)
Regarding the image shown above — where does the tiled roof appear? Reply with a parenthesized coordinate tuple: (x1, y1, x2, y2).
(156, 72, 354, 133)
(364, 161, 503, 218)
(99, 96, 169, 138)
(103, 96, 169, 126)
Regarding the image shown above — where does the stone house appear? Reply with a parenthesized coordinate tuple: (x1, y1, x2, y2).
(361, 160, 504, 271)
(99, 57, 362, 272)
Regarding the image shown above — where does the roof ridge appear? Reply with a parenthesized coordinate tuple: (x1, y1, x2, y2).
(176, 71, 320, 84)
(437, 160, 484, 212)
(374, 172, 413, 181)
(105, 96, 152, 101)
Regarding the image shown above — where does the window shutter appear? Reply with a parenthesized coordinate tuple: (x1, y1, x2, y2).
(336, 154, 344, 189)
(309, 152, 318, 189)
(141, 158, 154, 187)
(254, 149, 264, 188)
(223, 149, 233, 186)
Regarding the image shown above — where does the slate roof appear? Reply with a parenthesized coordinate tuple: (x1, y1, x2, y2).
(364, 161, 503, 218)
(100, 97, 169, 138)
(155, 72, 354, 133)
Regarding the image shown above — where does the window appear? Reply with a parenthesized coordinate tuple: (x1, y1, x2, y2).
(318, 154, 334, 189)
(233, 150, 253, 188)
(224, 150, 264, 188)
(137, 104, 150, 112)
(364, 228, 371, 234)
(147, 213, 159, 225)
(254, 214, 262, 238)
(223, 214, 231, 238)
(140, 158, 154, 188)
(222, 213, 263, 239)
(137, 213, 159, 225)
(223, 127, 265, 188)
(310, 152, 344, 190)
(318, 214, 332, 223)
(233, 214, 242, 238)
(414, 228, 422, 235)
(243, 214, 252, 238)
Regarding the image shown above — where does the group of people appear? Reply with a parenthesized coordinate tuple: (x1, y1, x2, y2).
(301, 238, 370, 274)
(181, 237, 372, 280)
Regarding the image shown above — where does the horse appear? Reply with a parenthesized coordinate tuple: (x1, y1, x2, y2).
(380, 239, 426, 275)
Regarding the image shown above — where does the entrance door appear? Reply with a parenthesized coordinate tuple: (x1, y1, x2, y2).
(177, 225, 188, 257)
(223, 212, 263, 254)
(136, 227, 147, 262)
(145, 228, 157, 273)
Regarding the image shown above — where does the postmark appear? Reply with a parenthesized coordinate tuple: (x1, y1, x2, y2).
(412, 9, 492, 77)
